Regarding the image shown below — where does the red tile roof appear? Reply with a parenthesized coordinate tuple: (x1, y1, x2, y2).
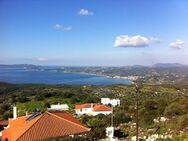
(93, 105, 112, 112)
(2, 112, 89, 141)
(49, 112, 86, 127)
(75, 103, 94, 109)
(2, 115, 41, 141)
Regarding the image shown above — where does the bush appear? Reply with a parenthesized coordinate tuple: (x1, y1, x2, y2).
(164, 101, 187, 117)
(114, 112, 131, 126)
(35, 94, 44, 101)
(17, 95, 29, 103)
(0, 103, 10, 114)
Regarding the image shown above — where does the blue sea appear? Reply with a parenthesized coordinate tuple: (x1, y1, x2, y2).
(0, 67, 132, 85)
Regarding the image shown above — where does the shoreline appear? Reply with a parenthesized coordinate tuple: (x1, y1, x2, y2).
(63, 70, 134, 82)
(31, 68, 136, 83)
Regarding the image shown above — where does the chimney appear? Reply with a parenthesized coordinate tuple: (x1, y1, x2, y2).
(91, 103, 93, 108)
(13, 104, 17, 119)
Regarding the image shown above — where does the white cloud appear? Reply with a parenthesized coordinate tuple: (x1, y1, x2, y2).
(78, 9, 93, 16)
(114, 35, 160, 47)
(53, 24, 72, 31)
(53, 24, 63, 30)
(37, 57, 48, 61)
(169, 39, 185, 49)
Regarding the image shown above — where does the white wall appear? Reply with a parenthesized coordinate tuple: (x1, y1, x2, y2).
(106, 127, 114, 138)
(47, 104, 69, 111)
(111, 99, 120, 107)
(101, 98, 111, 105)
(76, 108, 112, 116)
(101, 98, 120, 107)
(91, 111, 112, 116)
(75, 108, 93, 115)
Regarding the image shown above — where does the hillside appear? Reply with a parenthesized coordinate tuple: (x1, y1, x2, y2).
(0, 83, 187, 140)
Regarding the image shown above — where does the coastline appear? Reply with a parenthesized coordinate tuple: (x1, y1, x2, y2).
(63, 70, 134, 83)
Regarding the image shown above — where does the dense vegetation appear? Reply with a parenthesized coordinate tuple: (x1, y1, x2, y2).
(0, 82, 187, 140)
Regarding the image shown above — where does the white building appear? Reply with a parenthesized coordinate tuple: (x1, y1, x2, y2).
(101, 98, 120, 107)
(106, 126, 114, 138)
(47, 104, 69, 111)
(101, 98, 111, 105)
(75, 103, 112, 116)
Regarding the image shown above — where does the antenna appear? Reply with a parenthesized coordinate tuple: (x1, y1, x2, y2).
(135, 83, 140, 141)
(111, 105, 113, 127)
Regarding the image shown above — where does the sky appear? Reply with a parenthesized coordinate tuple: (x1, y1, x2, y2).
(0, 0, 188, 66)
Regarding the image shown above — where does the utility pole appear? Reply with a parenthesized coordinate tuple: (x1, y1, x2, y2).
(135, 84, 139, 141)
(111, 106, 113, 127)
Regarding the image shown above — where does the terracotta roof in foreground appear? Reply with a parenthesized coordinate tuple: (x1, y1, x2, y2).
(2, 112, 90, 141)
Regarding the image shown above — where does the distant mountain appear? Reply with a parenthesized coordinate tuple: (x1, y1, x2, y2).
(0, 64, 40, 69)
(0, 64, 65, 71)
(0, 63, 188, 70)
(0, 64, 37, 67)
(152, 63, 187, 68)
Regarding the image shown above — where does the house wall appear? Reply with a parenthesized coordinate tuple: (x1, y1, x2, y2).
(76, 109, 112, 116)
(111, 99, 120, 106)
(101, 98, 120, 107)
(48, 104, 69, 111)
(101, 98, 111, 105)
(75, 108, 93, 115)
(91, 111, 112, 116)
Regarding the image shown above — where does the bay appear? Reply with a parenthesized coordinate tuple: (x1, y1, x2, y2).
(0, 67, 132, 85)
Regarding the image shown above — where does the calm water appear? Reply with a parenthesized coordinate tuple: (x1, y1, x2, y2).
(0, 68, 132, 85)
